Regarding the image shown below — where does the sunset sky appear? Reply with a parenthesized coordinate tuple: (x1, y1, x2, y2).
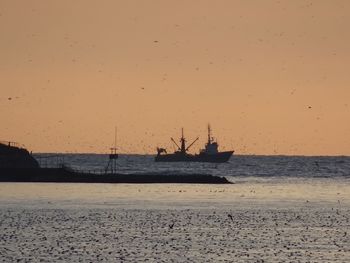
(1, 0, 349, 155)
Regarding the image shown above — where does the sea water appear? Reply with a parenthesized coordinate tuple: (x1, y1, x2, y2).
(34, 154, 350, 179)
(0, 155, 349, 262)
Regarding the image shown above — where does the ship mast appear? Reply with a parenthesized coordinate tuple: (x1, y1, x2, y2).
(170, 128, 198, 154)
(208, 124, 212, 144)
(180, 128, 186, 153)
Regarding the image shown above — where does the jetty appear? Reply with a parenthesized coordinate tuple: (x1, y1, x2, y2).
(0, 141, 231, 184)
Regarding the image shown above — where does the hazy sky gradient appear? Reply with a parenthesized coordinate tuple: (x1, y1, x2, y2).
(1, 0, 349, 155)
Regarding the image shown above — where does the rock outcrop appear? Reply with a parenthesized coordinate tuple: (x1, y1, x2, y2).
(0, 142, 39, 168)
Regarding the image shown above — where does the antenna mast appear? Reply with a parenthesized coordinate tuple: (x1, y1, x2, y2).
(208, 124, 212, 144)
(106, 126, 118, 174)
(180, 128, 186, 153)
(115, 126, 117, 149)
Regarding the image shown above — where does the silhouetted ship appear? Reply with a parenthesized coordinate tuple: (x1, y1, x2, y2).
(155, 125, 234, 163)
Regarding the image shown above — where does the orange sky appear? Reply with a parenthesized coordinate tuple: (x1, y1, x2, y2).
(1, 0, 349, 155)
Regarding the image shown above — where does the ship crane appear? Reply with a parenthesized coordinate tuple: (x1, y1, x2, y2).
(170, 128, 198, 153)
(186, 137, 199, 152)
(170, 137, 181, 151)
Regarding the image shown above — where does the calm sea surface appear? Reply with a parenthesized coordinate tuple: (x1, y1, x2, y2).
(34, 154, 350, 179)
(1, 154, 348, 207)
(1, 155, 350, 262)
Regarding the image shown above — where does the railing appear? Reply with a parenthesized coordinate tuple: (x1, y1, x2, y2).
(58, 165, 112, 175)
(34, 154, 66, 168)
(34, 155, 110, 174)
(34, 153, 120, 175)
(68, 168, 109, 175)
(0, 141, 23, 148)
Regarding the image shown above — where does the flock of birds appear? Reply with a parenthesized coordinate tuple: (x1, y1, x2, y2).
(0, 204, 349, 262)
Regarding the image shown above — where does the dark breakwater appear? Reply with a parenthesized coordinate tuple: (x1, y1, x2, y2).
(0, 168, 231, 184)
(0, 143, 230, 183)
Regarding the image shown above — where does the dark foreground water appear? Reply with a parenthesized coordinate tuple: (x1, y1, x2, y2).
(1, 155, 349, 262)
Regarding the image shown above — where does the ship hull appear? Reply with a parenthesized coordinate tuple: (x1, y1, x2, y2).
(155, 151, 233, 163)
